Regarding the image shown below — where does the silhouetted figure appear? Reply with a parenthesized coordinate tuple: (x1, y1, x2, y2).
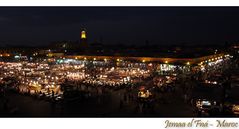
(52, 90, 55, 98)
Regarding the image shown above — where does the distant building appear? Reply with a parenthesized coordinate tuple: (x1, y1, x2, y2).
(49, 41, 77, 50)
(0, 47, 39, 57)
(80, 29, 88, 48)
(47, 52, 64, 57)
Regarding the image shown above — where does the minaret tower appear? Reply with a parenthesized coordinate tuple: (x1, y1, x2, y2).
(80, 29, 88, 48)
(81, 30, 86, 39)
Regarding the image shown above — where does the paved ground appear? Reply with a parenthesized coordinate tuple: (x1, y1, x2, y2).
(0, 86, 195, 117)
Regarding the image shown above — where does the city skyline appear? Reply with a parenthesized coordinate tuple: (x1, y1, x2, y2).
(0, 7, 239, 118)
(1, 7, 239, 46)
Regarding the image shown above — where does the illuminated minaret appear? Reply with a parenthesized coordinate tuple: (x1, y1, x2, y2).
(80, 29, 88, 48)
(81, 30, 86, 39)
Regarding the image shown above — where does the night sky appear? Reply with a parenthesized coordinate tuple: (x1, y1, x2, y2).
(0, 7, 239, 46)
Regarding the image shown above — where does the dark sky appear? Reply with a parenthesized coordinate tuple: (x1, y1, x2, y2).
(0, 7, 239, 46)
